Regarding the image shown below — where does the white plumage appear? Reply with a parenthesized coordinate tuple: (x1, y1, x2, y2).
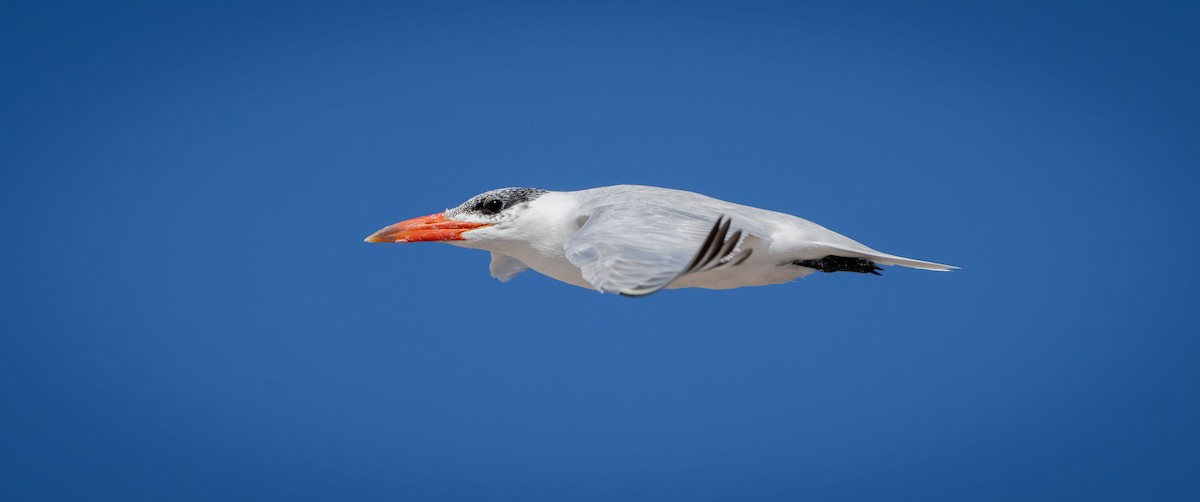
(366, 185, 955, 296)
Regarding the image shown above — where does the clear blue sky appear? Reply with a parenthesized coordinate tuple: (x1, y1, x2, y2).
(3, 1, 1198, 500)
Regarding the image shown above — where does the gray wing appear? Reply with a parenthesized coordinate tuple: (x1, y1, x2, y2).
(489, 252, 529, 282)
(563, 206, 756, 296)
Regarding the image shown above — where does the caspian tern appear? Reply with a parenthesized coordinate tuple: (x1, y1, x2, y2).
(365, 185, 955, 296)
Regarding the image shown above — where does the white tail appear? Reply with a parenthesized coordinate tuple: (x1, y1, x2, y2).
(823, 244, 958, 271)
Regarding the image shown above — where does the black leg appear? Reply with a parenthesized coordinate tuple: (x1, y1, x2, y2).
(794, 256, 882, 275)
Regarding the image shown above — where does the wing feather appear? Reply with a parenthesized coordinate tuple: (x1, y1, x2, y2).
(489, 252, 530, 282)
(564, 204, 758, 295)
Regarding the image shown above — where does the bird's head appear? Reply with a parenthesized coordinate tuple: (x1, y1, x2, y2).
(364, 187, 550, 247)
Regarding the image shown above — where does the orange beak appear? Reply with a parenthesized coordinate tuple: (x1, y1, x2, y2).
(364, 212, 491, 243)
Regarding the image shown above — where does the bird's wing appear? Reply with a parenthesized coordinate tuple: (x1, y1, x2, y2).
(489, 252, 530, 282)
(563, 204, 760, 296)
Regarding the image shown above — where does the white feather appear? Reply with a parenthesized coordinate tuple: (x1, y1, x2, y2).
(442, 184, 956, 295)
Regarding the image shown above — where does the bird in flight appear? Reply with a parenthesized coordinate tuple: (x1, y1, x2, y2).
(365, 185, 955, 296)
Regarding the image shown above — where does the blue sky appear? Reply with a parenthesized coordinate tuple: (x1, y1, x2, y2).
(2, 1, 1198, 500)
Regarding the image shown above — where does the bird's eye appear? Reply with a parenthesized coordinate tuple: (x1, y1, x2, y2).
(483, 198, 505, 214)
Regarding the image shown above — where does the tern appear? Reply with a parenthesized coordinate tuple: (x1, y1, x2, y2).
(365, 185, 955, 296)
